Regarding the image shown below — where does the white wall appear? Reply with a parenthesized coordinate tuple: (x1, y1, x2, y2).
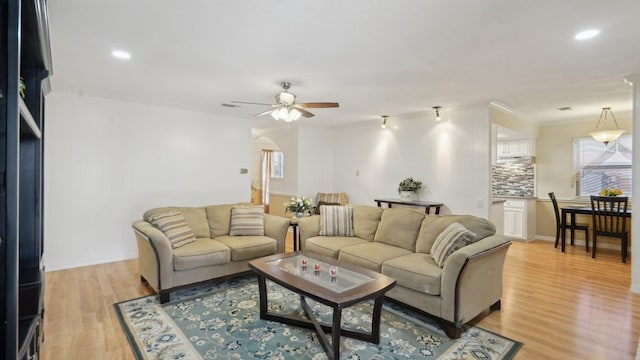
(631, 75, 640, 293)
(297, 126, 335, 199)
(332, 107, 491, 216)
(44, 92, 252, 271)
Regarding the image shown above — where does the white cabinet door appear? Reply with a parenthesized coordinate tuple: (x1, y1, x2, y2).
(503, 209, 524, 238)
(497, 141, 508, 156)
(510, 139, 531, 156)
(497, 139, 533, 157)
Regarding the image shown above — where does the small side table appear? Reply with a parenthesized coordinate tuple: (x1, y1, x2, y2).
(289, 219, 300, 252)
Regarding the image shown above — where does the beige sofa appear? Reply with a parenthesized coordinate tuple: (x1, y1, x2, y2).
(298, 204, 511, 338)
(132, 204, 290, 303)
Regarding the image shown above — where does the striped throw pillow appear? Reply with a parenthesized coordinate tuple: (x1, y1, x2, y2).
(430, 222, 476, 267)
(149, 210, 196, 249)
(229, 206, 265, 236)
(319, 205, 354, 237)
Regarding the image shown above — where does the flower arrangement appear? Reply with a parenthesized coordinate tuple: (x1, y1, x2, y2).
(398, 177, 423, 193)
(284, 196, 313, 214)
(599, 188, 622, 196)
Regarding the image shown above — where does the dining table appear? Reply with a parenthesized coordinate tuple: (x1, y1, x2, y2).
(560, 205, 632, 252)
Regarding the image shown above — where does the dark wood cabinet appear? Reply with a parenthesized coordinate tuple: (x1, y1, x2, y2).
(1, 0, 52, 358)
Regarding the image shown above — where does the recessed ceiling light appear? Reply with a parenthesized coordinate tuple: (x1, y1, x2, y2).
(575, 29, 600, 40)
(111, 50, 131, 60)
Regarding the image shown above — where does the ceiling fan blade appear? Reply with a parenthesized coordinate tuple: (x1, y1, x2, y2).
(294, 107, 315, 118)
(231, 101, 276, 106)
(299, 102, 339, 108)
(254, 109, 275, 117)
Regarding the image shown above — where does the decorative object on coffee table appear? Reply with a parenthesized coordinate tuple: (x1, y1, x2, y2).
(398, 176, 422, 201)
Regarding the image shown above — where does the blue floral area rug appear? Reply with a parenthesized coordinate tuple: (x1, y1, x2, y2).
(114, 275, 521, 360)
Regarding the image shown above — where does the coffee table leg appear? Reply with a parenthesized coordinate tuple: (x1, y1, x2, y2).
(371, 295, 384, 344)
(332, 308, 342, 360)
(256, 275, 268, 319)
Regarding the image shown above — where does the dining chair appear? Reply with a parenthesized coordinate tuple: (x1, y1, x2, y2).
(590, 195, 629, 262)
(549, 192, 589, 252)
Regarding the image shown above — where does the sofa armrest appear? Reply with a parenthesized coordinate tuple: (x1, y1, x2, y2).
(298, 215, 320, 250)
(439, 235, 511, 325)
(132, 220, 175, 290)
(264, 214, 290, 253)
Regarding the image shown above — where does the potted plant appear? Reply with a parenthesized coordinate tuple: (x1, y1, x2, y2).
(398, 177, 422, 201)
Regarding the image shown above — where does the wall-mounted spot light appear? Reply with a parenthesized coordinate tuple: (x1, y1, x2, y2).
(433, 106, 442, 121)
(381, 115, 389, 129)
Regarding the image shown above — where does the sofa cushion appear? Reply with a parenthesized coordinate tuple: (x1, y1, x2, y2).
(313, 201, 341, 215)
(206, 204, 235, 238)
(415, 215, 495, 254)
(373, 208, 424, 251)
(319, 206, 354, 237)
(148, 210, 196, 249)
(215, 235, 276, 261)
(172, 238, 230, 270)
(382, 253, 442, 296)
(229, 206, 265, 236)
(351, 204, 384, 241)
(305, 236, 369, 258)
(338, 242, 413, 272)
(430, 222, 476, 267)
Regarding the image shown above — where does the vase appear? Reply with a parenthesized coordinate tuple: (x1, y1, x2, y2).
(296, 212, 305, 219)
(399, 191, 416, 201)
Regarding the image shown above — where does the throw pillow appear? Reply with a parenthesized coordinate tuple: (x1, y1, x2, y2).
(430, 222, 476, 267)
(149, 210, 196, 249)
(319, 205, 354, 237)
(313, 201, 341, 215)
(229, 206, 265, 236)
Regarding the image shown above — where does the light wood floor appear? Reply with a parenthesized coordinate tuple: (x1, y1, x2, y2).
(40, 237, 640, 359)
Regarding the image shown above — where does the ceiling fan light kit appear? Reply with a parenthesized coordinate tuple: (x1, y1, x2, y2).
(587, 107, 625, 145)
(231, 81, 339, 123)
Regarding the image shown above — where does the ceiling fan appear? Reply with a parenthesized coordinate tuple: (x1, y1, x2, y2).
(232, 82, 339, 122)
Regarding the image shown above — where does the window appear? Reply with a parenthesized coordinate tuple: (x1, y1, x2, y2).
(271, 151, 284, 179)
(574, 136, 632, 197)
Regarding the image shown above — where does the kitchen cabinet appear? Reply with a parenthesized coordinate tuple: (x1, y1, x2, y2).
(497, 139, 534, 157)
(502, 198, 536, 240)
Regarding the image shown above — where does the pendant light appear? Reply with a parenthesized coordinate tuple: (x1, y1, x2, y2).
(588, 107, 625, 145)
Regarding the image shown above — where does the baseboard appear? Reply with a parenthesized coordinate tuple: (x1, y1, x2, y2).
(535, 235, 624, 251)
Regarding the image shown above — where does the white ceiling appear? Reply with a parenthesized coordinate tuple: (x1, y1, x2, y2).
(47, 0, 639, 128)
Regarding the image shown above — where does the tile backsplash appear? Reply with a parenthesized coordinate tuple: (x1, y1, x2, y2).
(492, 164, 535, 196)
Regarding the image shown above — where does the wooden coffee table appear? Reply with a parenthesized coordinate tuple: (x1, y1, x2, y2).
(249, 252, 396, 360)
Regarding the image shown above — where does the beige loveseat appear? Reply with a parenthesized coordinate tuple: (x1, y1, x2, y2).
(298, 204, 511, 338)
(132, 204, 290, 303)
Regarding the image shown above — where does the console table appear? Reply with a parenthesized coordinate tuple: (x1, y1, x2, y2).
(374, 198, 444, 214)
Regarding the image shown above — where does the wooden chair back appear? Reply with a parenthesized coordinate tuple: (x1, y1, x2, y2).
(548, 192, 561, 227)
(590, 196, 628, 237)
